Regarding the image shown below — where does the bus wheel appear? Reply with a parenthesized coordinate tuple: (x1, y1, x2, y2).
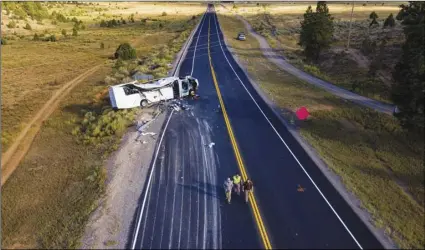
(140, 100, 148, 107)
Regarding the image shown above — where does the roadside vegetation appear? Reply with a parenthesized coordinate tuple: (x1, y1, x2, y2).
(1, 1, 202, 248)
(217, 12, 424, 249)
(223, 2, 404, 104)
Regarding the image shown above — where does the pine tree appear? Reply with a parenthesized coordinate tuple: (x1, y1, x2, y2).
(391, 1, 424, 129)
(299, 2, 334, 62)
(369, 11, 379, 27)
(383, 13, 396, 28)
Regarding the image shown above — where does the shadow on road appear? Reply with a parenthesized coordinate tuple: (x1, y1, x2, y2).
(177, 181, 224, 201)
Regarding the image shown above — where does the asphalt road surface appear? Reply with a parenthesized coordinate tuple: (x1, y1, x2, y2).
(131, 7, 384, 250)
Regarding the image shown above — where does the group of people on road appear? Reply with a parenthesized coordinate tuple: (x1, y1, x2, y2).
(223, 174, 254, 204)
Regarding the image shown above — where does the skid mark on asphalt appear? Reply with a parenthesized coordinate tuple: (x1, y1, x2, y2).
(167, 135, 180, 248)
(137, 113, 222, 249)
(159, 141, 173, 248)
(177, 138, 185, 249)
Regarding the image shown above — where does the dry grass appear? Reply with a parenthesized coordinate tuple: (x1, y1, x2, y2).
(1, 3, 202, 153)
(219, 3, 403, 103)
(1, 3, 202, 248)
(1, 2, 205, 33)
(217, 14, 424, 249)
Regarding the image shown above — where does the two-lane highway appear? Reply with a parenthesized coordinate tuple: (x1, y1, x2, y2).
(131, 6, 384, 249)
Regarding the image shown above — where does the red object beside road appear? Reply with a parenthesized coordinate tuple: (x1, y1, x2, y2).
(296, 106, 310, 120)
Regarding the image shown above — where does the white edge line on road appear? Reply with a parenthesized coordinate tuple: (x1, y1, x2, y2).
(212, 12, 363, 250)
(191, 13, 206, 76)
(131, 109, 175, 250)
(131, 10, 207, 249)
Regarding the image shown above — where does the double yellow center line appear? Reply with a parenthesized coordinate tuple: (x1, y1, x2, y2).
(207, 16, 272, 250)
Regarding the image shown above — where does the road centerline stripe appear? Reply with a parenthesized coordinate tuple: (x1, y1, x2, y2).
(207, 14, 272, 250)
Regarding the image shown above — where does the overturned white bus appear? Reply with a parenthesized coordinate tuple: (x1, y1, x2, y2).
(109, 76, 199, 109)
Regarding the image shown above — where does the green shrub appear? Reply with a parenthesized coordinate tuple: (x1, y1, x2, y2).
(45, 34, 56, 42)
(1, 38, 7, 45)
(14, 7, 27, 20)
(51, 20, 57, 25)
(61, 29, 67, 36)
(74, 109, 137, 145)
(33, 33, 40, 41)
(104, 76, 116, 85)
(162, 11, 167, 16)
(114, 43, 137, 60)
(100, 42, 104, 49)
(7, 21, 17, 28)
(72, 27, 78, 36)
(51, 11, 68, 23)
(24, 23, 32, 30)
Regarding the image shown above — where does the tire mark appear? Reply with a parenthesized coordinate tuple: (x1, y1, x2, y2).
(140, 167, 155, 246)
(159, 133, 175, 248)
(177, 125, 186, 249)
(198, 121, 209, 249)
(150, 143, 166, 250)
(168, 128, 180, 249)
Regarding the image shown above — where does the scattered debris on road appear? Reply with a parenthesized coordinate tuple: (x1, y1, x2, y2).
(208, 142, 215, 148)
(297, 184, 306, 192)
(169, 99, 193, 112)
(141, 132, 156, 136)
(171, 103, 181, 111)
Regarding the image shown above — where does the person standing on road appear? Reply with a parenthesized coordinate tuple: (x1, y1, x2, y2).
(243, 178, 254, 203)
(232, 173, 242, 196)
(224, 177, 234, 204)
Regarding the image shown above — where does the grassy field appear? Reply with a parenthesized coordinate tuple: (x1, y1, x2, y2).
(219, 2, 403, 103)
(217, 14, 424, 249)
(1, 2, 203, 153)
(1, 2, 202, 248)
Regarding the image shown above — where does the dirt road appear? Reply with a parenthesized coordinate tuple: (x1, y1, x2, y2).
(1, 65, 101, 186)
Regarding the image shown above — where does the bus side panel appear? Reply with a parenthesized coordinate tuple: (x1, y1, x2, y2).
(159, 87, 174, 101)
(110, 87, 141, 109)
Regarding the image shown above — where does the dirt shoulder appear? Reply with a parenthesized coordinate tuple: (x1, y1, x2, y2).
(81, 107, 167, 249)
